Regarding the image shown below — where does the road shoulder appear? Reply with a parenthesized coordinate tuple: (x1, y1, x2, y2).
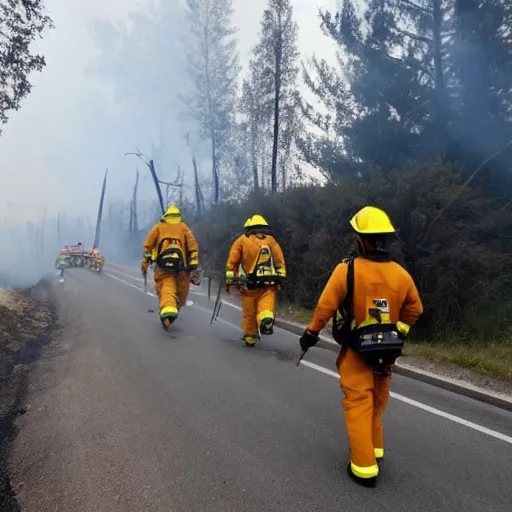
(0, 280, 55, 510)
(202, 277, 512, 410)
(105, 265, 512, 410)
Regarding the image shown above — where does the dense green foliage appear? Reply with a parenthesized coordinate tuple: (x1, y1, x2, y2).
(301, 0, 512, 188)
(0, 0, 53, 134)
(194, 163, 512, 342)
(191, 1, 512, 343)
(96, 1, 512, 344)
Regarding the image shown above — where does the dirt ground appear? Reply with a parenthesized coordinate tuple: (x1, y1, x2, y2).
(0, 281, 54, 511)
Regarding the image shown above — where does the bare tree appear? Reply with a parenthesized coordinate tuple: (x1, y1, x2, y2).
(126, 150, 165, 214)
(93, 169, 108, 249)
(193, 157, 205, 214)
(129, 170, 139, 233)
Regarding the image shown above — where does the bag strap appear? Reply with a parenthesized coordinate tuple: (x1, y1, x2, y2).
(339, 257, 355, 321)
(331, 257, 355, 344)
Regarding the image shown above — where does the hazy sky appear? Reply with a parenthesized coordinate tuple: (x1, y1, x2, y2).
(0, 0, 338, 224)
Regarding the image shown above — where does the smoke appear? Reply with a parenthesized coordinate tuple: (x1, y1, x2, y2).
(0, 215, 92, 288)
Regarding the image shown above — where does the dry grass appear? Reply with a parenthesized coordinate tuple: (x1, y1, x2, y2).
(276, 301, 314, 326)
(0, 288, 25, 314)
(403, 341, 512, 381)
(0, 287, 52, 346)
(274, 299, 512, 381)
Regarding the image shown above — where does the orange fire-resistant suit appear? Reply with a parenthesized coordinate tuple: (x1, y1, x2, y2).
(226, 227, 286, 345)
(142, 207, 199, 323)
(307, 257, 423, 480)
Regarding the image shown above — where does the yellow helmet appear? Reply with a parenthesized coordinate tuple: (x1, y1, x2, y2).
(349, 206, 395, 235)
(246, 214, 268, 228)
(244, 218, 252, 228)
(162, 205, 181, 224)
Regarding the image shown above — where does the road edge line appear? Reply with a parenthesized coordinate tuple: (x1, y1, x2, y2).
(211, 292, 512, 412)
(107, 268, 512, 412)
(272, 317, 512, 413)
(299, 360, 512, 445)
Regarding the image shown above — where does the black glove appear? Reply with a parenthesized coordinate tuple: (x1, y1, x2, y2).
(373, 364, 393, 377)
(299, 329, 319, 352)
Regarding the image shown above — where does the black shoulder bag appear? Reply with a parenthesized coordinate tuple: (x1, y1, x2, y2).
(332, 257, 404, 369)
(332, 258, 355, 347)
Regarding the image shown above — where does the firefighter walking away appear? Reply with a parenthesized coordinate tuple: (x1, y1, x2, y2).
(141, 205, 200, 329)
(299, 206, 423, 488)
(225, 215, 286, 346)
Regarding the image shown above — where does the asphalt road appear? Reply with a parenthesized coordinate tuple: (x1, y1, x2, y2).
(9, 263, 512, 512)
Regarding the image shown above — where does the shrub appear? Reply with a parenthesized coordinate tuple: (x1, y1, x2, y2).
(192, 162, 512, 343)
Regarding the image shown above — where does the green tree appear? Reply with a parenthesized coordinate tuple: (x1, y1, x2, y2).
(183, 0, 240, 203)
(239, 78, 264, 191)
(450, 0, 512, 190)
(303, 1, 512, 184)
(303, 0, 455, 175)
(0, 0, 53, 133)
(251, 0, 299, 192)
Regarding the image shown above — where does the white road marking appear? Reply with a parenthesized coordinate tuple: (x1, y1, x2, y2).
(193, 304, 239, 328)
(106, 267, 146, 283)
(105, 269, 512, 446)
(300, 361, 512, 446)
(105, 272, 156, 297)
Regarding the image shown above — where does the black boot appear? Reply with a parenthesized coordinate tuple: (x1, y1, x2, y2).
(259, 317, 274, 335)
(347, 463, 377, 488)
(161, 317, 174, 331)
(242, 334, 258, 347)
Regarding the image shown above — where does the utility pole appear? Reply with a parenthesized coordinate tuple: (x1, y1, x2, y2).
(93, 169, 108, 249)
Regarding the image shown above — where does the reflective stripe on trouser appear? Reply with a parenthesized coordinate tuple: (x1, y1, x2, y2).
(154, 269, 179, 318)
(241, 287, 277, 334)
(243, 334, 259, 345)
(336, 347, 391, 478)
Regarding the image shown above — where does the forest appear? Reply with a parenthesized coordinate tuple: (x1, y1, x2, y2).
(3, 1, 512, 348)
(93, 0, 512, 347)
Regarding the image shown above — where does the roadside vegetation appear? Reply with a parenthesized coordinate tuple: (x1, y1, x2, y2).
(190, 2, 512, 381)
(92, 2, 512, 379)
(0, 284, 53, 510)
(193, 171, 512, 381)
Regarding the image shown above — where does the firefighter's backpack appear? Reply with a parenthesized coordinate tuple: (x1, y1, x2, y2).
(332, 258, 404, 368)
(248, 238, 279, 287)
(156, 237, 185, 273)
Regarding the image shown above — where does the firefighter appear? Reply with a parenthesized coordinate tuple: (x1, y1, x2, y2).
(55, 249, 68, 277)
(141, 205, 199, 328)
(225, 215, 286, 346)
(299, 206, 423, 488)
(91, 248, 104, 272)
